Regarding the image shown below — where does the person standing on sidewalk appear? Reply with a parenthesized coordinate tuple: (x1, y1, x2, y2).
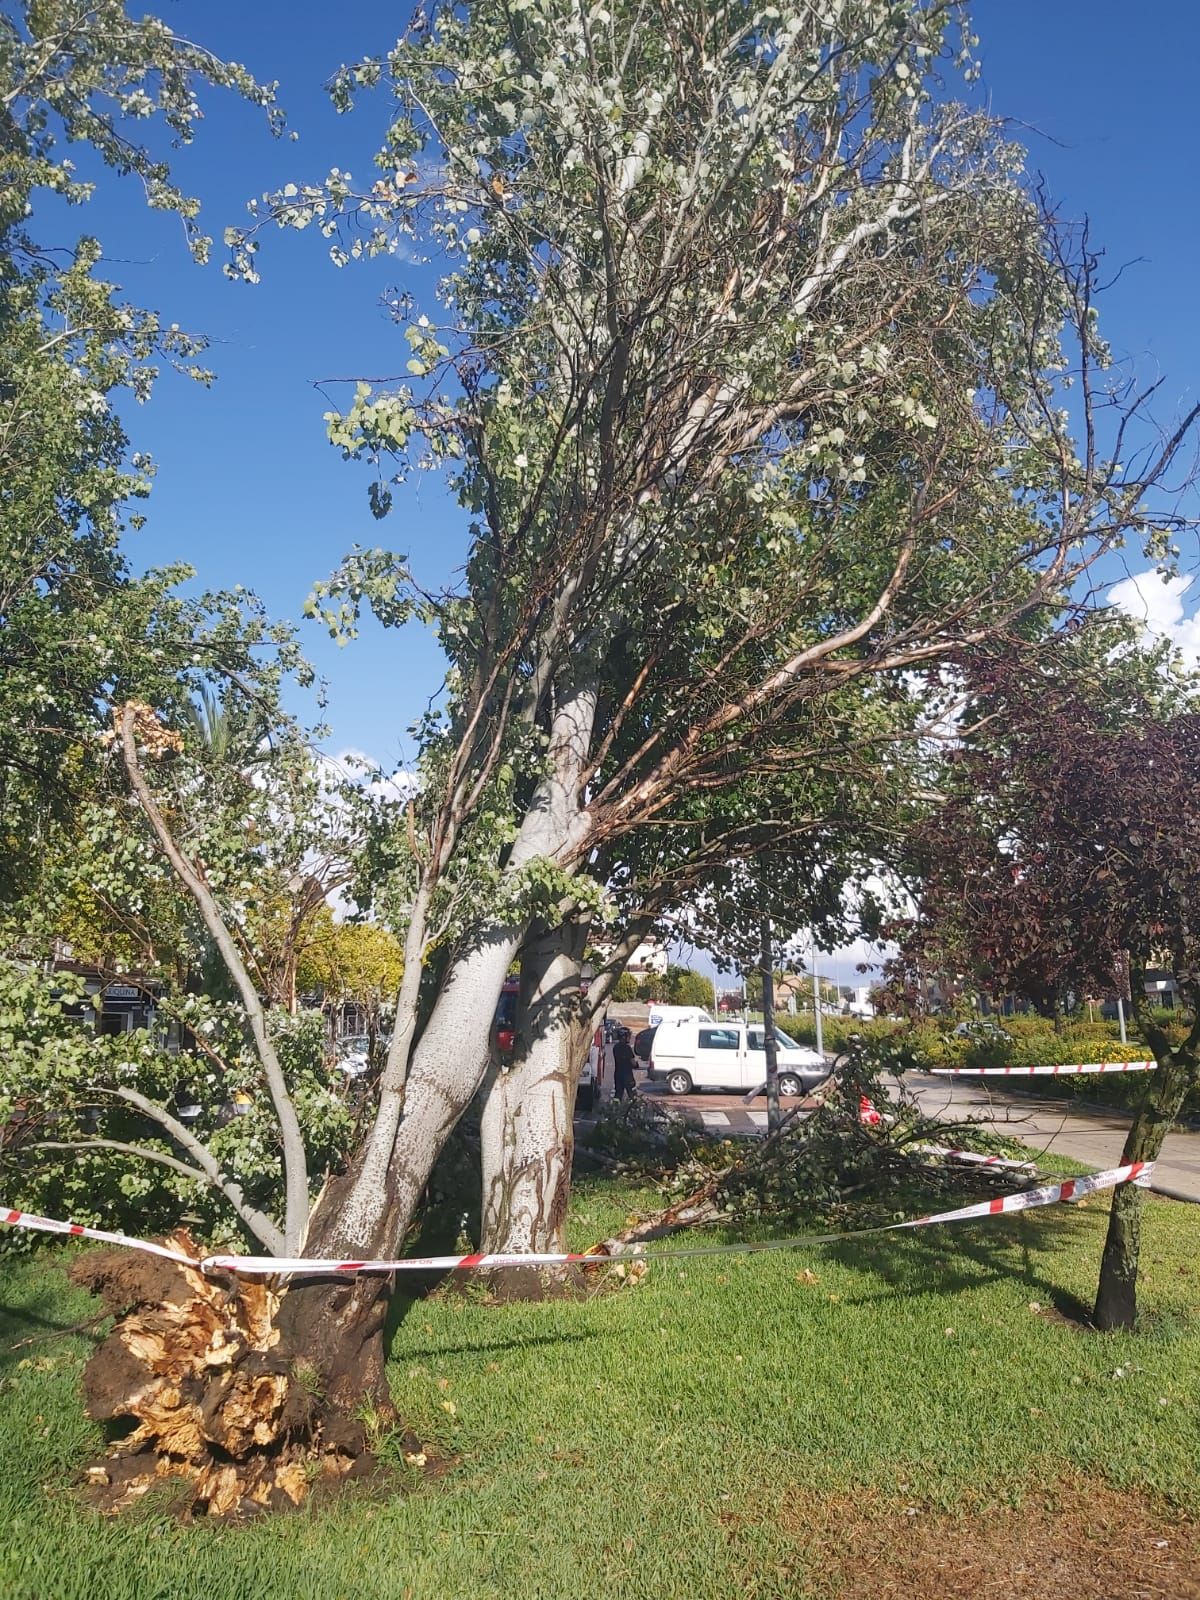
(613, 1033, 637, 1100)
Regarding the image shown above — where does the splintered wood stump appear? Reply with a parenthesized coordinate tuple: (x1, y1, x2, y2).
(70, 1235, 366, 1518)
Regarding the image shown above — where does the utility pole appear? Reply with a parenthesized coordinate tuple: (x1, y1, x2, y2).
(1116, 949, 1130, 1047)
(811, 931, 825, 1059)
(760, 916, 781, 1134)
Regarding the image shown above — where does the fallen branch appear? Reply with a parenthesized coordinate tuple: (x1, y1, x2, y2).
(591, 1182, 728, 1255)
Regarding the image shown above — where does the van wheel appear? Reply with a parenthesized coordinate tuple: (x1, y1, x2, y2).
(778, 1073, 802, 1098)
(666, 1070, 693, 1096)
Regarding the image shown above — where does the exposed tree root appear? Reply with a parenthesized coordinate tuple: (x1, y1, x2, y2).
(69, 1237, 385, 1519)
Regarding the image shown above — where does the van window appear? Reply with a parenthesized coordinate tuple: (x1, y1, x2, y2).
(699, 1027, 740, 1050)
(748, 1027, 796, 1052)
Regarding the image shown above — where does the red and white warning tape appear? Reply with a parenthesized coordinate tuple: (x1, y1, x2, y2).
(0, 1207, 206, 1265)
(931, 1060, 1155, 1077)
(916, 1144, 1035, 1172)
(0, 1206, 606, 1275)
(0, 1162, 1153, 1278)
(895, 1161, 1152, 1227)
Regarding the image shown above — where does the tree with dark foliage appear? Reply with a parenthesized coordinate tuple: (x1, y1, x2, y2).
(890, 633, 1200, 1329)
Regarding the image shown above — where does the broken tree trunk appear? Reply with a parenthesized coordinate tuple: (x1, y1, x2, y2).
(591, 1177, 729, 1255)
(70, 1238, 397, 1518)
(71, 687, 604, 1515)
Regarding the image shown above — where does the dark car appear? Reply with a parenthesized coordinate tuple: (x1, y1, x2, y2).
(952, 1019, 1012, 1044)
(633, 1025, 657, 1062)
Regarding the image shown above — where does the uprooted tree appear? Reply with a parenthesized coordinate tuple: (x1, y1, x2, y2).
(233, 0, 1200, 1282)
(9, 0, 1200, 1514)
(887, 630, 1200, 1330)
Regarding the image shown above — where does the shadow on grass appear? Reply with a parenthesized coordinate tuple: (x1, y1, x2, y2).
(382, 1268, 613, 1361)
(391, 1327, 608, 1361)
(823, 1209, 1098, 1324)
(0, 1300, 72, 1340)
(0, 1271, 107, 1372)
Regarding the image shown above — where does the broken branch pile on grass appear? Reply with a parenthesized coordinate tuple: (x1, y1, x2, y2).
(591, 1079, 1034, 1254)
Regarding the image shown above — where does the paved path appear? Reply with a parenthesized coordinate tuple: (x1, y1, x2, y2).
(904, 1071, 1200, 1202)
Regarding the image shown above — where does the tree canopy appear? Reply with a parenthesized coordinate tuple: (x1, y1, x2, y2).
(0, 1, 288, 905)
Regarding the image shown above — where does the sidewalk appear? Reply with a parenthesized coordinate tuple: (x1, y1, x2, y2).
(906, 1071, 1200, 1202)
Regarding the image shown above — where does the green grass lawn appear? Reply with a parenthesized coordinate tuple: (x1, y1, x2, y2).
(2, 1173, 1199, 1600)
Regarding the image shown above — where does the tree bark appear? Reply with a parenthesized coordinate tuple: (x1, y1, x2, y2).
(478, 924, 589, 1272)
(1093, 1046, 1197, 1330)
(476, 914, 653, 1271)
(273, 682, 599, 1388)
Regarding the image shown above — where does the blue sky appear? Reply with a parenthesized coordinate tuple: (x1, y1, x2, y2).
(62, 1, 1200, 779)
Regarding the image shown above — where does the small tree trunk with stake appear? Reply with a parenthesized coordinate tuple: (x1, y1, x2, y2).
(1094, 978, 1200, 1330)
(1093, 1052, 1196, 1329)
(760, 916, 781, 1134)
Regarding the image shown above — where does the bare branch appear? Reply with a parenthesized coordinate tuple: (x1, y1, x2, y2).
(118, 704, 306, 1253)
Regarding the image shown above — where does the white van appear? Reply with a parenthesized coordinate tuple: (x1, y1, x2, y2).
(648, 1020, 827, 1096)
(646, 1003, 714, 1028)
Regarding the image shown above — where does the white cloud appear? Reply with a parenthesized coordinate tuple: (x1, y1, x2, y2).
(316, 747, 417, 805)
(1109, 570, 1200, 670)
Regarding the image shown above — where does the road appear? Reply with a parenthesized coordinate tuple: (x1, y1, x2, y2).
(591, 1009, 1200, 1199)
(593, 1067, 823, 1136)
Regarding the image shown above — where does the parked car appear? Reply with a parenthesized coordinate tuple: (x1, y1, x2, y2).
(951, 1019, 1012, 1044)
(335, 1033, 392, 1079)
(335, 1034, 373, 1078)
(648, 1020, 828, 1096)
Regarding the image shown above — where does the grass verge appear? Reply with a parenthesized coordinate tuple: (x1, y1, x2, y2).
(1, 1170, 1199, 1599)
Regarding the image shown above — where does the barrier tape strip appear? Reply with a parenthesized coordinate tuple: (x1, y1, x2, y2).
(1, 1162, 1153, 1278)
(931, 1061, 1156, 1077)
(916, 1144, 1036, 1172)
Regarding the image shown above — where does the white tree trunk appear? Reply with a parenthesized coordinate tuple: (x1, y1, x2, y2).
(311, 682, 598, 1259)
(477, 916, 652, 1259)
(479, 928, 588, 1255)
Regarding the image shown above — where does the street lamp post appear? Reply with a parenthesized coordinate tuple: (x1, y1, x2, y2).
(1116, 949, 1130, 1047)
(760, 916, 781, 1134)
(811, 932, 825, 1059)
